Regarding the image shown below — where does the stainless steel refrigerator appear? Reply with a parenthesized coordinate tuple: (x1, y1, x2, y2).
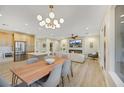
(14, 41, 27, 62)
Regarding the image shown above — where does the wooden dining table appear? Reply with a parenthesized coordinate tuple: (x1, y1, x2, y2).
(10, 56, 66, 86)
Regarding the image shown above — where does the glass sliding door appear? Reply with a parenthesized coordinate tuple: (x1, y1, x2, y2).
(115, 5, 124, 82)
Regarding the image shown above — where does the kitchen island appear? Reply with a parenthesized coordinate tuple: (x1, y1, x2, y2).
(27, 52, 48, 59)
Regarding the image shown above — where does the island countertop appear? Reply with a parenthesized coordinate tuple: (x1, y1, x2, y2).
(27, 52, 48, 56)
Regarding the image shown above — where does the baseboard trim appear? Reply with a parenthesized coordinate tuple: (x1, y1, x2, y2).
(109, 71, 124, 87)
(101, 68, 110, 87)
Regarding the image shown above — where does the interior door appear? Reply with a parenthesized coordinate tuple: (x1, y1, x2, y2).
(50, 42, 53, 52)
(104, 25, 107, 70)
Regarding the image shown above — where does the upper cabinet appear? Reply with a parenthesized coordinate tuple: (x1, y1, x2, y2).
(0, 32, 13, 47)
(0, 30, 35, 52)
(14, 33, 35, 52)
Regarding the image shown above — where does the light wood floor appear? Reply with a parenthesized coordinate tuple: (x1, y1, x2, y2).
(60, 59, 106, 87)
(0, 59, 107, 87)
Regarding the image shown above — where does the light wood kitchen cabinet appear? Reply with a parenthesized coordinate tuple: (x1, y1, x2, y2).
(0, 31, 35, 52)
(14, 33, 35, 52)
(0, 32, 13, 47)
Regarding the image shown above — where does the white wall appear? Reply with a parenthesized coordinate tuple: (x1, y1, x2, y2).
(53, 40, 60, 52)
(59, 36, 99, 54)
(35, 38, 43, 52)
(35, 35, 99, 54)
(35, 37, 60, 53)
(46, 39, 60, 52)
(99, 28, 105, 68)
(99, 6, 115, 71)
(83, 36, 99, 54)
(60, 39, 68, 52)
(99, 6, 124, 86)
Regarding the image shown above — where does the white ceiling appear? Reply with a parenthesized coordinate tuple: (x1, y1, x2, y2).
(0, 5, 108, 39)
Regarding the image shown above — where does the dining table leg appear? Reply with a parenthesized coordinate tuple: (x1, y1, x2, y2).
(12, 73, 15, 86)
(12, 73, 18, 86)
(15, 76, 18, 85)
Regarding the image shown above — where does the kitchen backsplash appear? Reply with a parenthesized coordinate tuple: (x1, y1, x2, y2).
(0, 46, 13, 53)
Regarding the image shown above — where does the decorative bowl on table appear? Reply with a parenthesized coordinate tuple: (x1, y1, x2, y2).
(45, 58, 55, 64)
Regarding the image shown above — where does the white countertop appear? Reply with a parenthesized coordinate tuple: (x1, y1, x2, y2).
(27, 52, 48, 56)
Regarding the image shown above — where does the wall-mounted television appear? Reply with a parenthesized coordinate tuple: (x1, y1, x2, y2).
(69, 40, 82, 48)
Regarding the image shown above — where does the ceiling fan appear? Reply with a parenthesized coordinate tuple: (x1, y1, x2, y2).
(69, 34, 79, 39)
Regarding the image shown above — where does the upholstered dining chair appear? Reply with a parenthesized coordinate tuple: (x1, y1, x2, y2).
(61, 53, 73, 78)
(0, 74, 28, 87)
(0, 75, 10, 87)
(61, 59, 71, 86)
(26, 57, 39, 64)
(37, 64, 63, 87)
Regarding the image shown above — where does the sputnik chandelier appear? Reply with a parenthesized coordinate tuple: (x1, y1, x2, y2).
(37, 5, 64, 29)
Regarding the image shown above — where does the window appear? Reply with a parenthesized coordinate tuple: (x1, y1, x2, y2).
(115, 5, 124, 82)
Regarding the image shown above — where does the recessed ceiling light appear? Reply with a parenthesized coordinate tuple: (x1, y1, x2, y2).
(14, 29, 19, 31)
(25, 24, 28, 26)
(120, 14, 124, 18)
(86, 27, 89, 30)
(0, 14, 2, 17)
(121, 21, 124, 24)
